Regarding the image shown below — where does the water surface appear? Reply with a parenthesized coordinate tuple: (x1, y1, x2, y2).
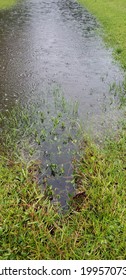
(0, 0, 124, 132)
(0, 0, 124, 206)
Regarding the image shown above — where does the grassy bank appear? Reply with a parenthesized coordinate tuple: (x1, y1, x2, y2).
(0, 0, 17, 10)
(79, 0, 126, 69)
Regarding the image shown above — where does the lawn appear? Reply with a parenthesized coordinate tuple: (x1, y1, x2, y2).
(79, 0, 126, 69)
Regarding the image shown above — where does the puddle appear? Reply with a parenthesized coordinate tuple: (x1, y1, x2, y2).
(0, 0, 124, 125)
(0, 0, 125, 206)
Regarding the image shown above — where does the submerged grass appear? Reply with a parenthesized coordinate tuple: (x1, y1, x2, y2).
(0, 91, 81, 206)
(79, 0, 126, 70)
(0, 126, 126, 259)
(0, 92, 126, 259)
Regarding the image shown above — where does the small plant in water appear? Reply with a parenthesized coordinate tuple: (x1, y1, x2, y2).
(50, 163, 59, 177)
(44, 184, 54, 200)
(109, 77, 126, 107)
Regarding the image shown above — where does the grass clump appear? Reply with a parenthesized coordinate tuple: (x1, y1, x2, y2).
(78, 0, 126, 69)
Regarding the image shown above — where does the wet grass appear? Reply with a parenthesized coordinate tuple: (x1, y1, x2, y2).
(79, 0, 126, 70)
(0, 91, 126, 259)
(0, 0, 17, 10)
(0, 125, 126, 259)
(0, 91, 81, 206)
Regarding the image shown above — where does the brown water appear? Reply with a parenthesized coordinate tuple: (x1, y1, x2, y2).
(0, 0, 124, 207)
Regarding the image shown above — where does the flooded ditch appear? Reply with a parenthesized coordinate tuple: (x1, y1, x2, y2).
(0, 0, 125, 207)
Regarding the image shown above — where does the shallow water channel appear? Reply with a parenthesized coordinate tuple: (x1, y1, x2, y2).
(0, 0, 124, 207)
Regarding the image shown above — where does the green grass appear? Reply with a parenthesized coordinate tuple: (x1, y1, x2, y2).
(0, 98, 126, 259)
(0, 0, 17, 10)
(0, 128, 126, 259)
(79, 0, 126, 69)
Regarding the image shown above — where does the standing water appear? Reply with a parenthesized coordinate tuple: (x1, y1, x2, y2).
(0, 0, 124, 207)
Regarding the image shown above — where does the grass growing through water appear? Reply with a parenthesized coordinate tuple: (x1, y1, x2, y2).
(79, 0, 126, 70)
(0, 90, 126, 259)
(0, 91, 81, 206)
(0, 127, 126, 259)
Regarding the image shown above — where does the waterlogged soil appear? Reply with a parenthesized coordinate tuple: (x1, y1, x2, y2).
(0, 0, 124, 206)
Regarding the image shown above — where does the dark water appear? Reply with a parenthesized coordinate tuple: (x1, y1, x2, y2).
(0, 0, 124, 207)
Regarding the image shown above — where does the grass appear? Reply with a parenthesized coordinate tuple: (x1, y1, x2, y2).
(0, 93, 126, 259)
(0, 0, 17, 10)
(78, 0, 126, 69)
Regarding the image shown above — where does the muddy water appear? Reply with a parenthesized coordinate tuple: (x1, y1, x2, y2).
(0, 0, 124, 207)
